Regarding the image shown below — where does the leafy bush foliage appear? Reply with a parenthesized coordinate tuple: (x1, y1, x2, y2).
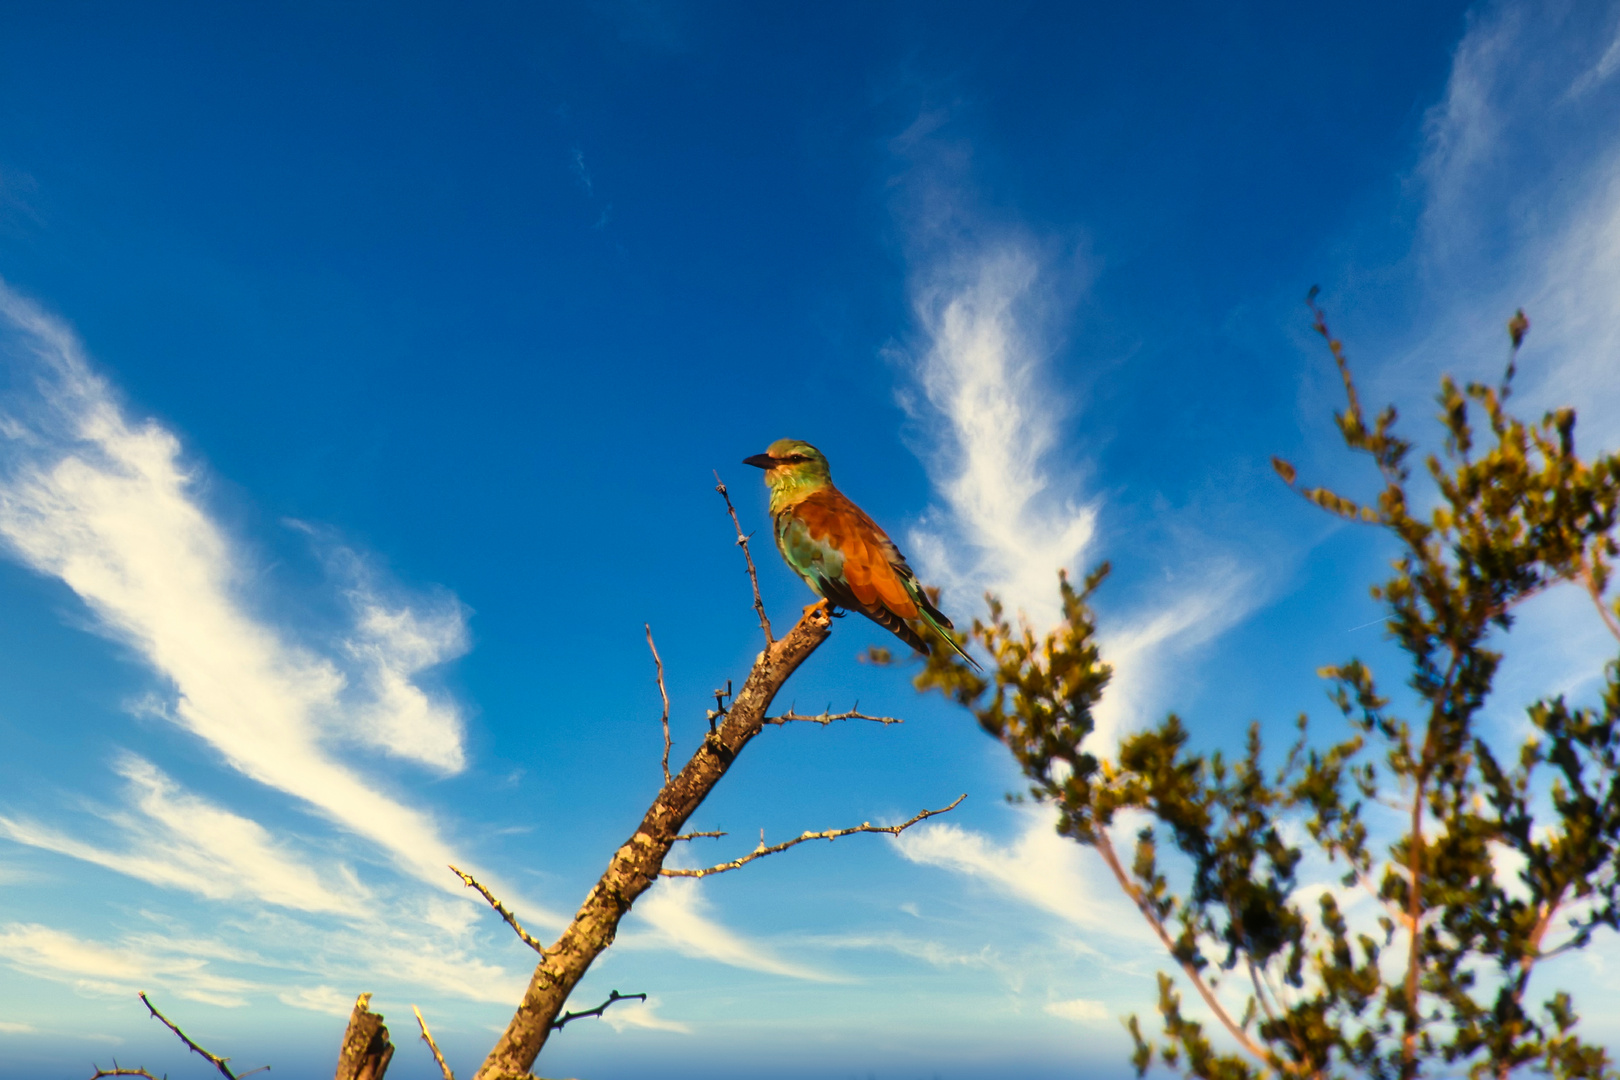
(911, 303, 1620, 1080)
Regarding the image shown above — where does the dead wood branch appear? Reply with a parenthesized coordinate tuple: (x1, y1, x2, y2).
(450, 866, 546, 955)
(137, 992, 266, 1080)
(334, 993, 395, 1080)
(765, 706, 903, 727)
(412, 1006, 455, 1080)
(673, 829, 726, 841)
(469, 600, 834, 1080)
(551, 990, 647, 1031)
(714, 472, 773, 644)
(89, 1067, 161, 1079)
(646, 624, 672, 783)
(660, 795, 966, 879)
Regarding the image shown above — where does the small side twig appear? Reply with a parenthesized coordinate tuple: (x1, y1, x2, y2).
(645, 624, 672, 784)
(673, 830, 727, 841)
(715, 471, 774, 644)
(765, 706, 903, 727)
(138, 992, 266, 1080)
(89, 1067, 162, 1080)
(450, 865, 545, 955)
(551, 990, 647, 1031)
(660, 795, 966, 879)
(413, 1005, 456, 1080)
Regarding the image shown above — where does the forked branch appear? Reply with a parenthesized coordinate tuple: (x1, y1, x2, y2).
(137, 992, 267, 1080)
(765, 706, 903, 727)
(551, 990, 648, 1031)
(450, 866, 545, 955)
(660, 795, 966, 879)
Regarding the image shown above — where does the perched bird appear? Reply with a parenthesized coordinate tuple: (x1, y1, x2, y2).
(743, 438, 979, 668)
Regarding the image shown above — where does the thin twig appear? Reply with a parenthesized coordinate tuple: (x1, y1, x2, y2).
(1581, 561, 1620, 644)
(89, 1068, 162, 1080)
(138, 992, 264, 1080)
(646, 624, 672, 784)
(715, 471, 773, 644)
(673, 830, 727, 841)
(1089, 831, 1294, 1074)
(765, 706, 904, 727)
(450, 866, 546, 955)
(413, 1005, 456, 1080)
(551, 990, 647, 1031)
(660, 795, 965, 879)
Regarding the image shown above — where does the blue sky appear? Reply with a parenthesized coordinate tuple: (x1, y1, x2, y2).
(2, 2, 1620, 1077)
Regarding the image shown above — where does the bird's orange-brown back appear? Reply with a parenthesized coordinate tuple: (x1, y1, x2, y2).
(789, 487, 920, 619)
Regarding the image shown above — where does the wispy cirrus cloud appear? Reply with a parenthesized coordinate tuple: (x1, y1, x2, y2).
(890, 147, 1264, 748)
(0, 755, 359, 915)
(0, 923, 263, 1008)
(0, 280, 494, 896)
(892, 807, 1149, 945)
(899, 244, 1099, 626)
(1411, 1, 1620, 449)
(627, 877, 842, 982)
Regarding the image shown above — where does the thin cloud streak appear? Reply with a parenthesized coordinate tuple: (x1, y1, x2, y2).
(627, 877, 844, 982)
(0, 755, 360, 915)
(0, 923, 262, 1008)
(892, 807, 1151, 945)
(0, 282, 528, 906)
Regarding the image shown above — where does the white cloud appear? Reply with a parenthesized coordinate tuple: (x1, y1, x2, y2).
(600, 994, 692, 1034)
(900, 244, 1098, 626)
(0, 755, 358, 914)
(278, 984, 357, 1015)
(1410, 2, 1620, 450)
(0, 1020, 35, 1034)
(1090, 559, 1256, 747)
(627, 877, 842, 982)
(0, 282, 509, 899)
(1043, 997, 1109, 1023)
(0, 923, 261, 1007)
(892, 197, 1262, 744)
(805, 932, 997, 970)
(892, 806, 1150, 944)
(325, 542, 469, 772)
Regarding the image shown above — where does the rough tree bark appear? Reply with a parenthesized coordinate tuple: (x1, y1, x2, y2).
(470, 602, 834, 1080)
(334, 993, 395, 1080)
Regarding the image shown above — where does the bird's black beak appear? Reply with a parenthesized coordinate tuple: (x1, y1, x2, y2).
(742, 453, 775, 469)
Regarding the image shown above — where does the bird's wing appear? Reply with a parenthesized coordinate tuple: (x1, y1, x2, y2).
(789, 488, 923, 621)
(788, 488, 980, 668)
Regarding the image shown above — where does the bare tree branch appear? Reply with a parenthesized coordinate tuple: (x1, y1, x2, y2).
(672, 829, 727, 841)
(715, 471, 773, 644)
(660, 795, 966, 879)
(137, 992, 266, 1080)
(412, 1006, 455, 1080)
(1581, 560, 1620, 644)
(89, 1067, 162, 1080)
(550, 990, 647, 1031)
(450, 865, 545, 955)
(1089, 830, 1289, 1072)
(471, 601, 835, 1080)
(765, 706, 903, 727)
(645, 623, 673, 784)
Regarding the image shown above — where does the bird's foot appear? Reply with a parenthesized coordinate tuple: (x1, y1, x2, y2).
(802, 598, 831, 619)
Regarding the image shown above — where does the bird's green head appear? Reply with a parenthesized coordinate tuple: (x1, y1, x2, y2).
(743, 438, 833, 509)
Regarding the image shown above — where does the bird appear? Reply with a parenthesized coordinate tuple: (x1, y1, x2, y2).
(743, 438, 980, 669)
